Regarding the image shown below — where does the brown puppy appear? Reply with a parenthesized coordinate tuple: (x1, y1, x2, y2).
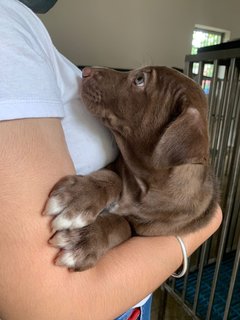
(44, 66, 218, 271)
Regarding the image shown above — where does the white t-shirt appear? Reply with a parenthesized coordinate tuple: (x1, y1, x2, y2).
(0, 0, 151, 309)
(0, 0, 118, 175)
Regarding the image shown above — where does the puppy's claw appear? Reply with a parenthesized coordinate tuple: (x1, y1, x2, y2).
(48, 237, 54, 246)
(48, 236, 59, 247)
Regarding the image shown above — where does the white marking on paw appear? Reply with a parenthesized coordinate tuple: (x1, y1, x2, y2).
(52, 214, 72, 231)
(70, 214, 89, 228)
(53, 233, 69, 248)
(52, 212, 89, 231)
(58, 251, 76, 268)
(44, 196, 65, 216)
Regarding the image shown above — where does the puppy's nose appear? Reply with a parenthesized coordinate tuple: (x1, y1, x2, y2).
(82, 67, 92, 78)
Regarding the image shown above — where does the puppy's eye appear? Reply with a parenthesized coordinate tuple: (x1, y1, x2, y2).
(134, 73, 145, 87)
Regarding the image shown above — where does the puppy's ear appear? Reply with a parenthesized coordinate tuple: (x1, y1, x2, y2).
(153, 107, 209, 167)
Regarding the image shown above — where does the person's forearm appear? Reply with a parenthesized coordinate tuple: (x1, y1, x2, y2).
(0, 206, 222, 320)
(79, 206, 222, 319)
(0, 119, 222, 320)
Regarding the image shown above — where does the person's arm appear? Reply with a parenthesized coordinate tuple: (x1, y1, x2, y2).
(0, 118, 222, 320)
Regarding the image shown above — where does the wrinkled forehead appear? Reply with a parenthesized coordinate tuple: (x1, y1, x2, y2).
(91, 65, 183, 80)
(90, 66, 199, 98)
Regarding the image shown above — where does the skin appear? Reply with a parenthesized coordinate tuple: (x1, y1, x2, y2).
(0, 118, 222, 320)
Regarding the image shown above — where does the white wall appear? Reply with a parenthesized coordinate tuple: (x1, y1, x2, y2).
(39, 0, 240, 70)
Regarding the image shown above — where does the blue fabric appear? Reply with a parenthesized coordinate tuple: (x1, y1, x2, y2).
(115, 295, 152, 320)
(115, 309, 132, 320)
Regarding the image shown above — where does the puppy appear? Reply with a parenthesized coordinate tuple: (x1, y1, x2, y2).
(44, 66, 218, 271)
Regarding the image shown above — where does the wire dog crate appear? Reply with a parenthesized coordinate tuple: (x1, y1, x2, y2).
(160, 45, 240, 320)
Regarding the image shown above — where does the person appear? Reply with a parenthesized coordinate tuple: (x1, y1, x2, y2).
(0, 1, 222, 319)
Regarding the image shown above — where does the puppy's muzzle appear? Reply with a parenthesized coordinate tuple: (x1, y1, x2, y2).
(81, 67, 103, 105)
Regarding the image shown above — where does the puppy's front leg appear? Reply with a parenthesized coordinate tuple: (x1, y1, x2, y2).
(44, 169, 122, 232)
(49, 213, 131, 271)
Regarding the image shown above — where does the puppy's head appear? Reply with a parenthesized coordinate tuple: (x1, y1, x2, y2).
(81, 66, 209, 167)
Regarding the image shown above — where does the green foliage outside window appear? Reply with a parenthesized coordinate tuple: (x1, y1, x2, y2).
(191, 29, 222, 55)
(191, 28, 223, 79)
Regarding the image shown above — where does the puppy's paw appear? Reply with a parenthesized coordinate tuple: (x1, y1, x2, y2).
(49, 224, 106, 271)
(43, 175, 104, 232)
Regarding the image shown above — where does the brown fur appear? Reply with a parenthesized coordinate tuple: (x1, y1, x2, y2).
(46, 66, 218, 271)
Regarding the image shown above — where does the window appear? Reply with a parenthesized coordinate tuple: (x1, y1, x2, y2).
(191, 28, 223, 55)
(191, 25, 230, 55)
(191, 25, 230, 83)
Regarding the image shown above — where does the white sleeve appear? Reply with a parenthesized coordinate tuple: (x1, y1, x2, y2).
(0, 17, 64, 121)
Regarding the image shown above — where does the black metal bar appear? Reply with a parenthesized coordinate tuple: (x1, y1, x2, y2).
(208, 61, 218, 125)
(224, 75, 240, 251)
(224, 238, 240, 318)
(171, 276, 176, 290)
(185, 48, 240, 63)
(208, 60, 220, 168)
(163, 283, 201, 320)
(184, 60, 191, 76)
(197, 61, 204, 84)
(205, 216, 229, 320)
(223, 154, 240, 319)
(224, 76, 240, 178)
(205, 63, 239, 318)
(223, 240, 240, 320)
(215, 58, 236, 178)
(211, 62, 229, 168)
(157, 286, 168, 320)
(208, 60, 219, 121)
(181, 256, 191, 301)
(193, 242, 208, 313)
(211, 67, 229, 168)
(230, 179, 240, 250)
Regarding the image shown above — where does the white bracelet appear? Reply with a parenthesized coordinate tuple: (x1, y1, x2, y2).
(172, 236, 188, 278)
